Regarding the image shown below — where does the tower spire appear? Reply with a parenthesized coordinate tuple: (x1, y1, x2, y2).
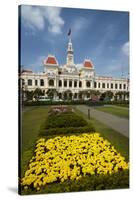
(66, 29, 74, 66)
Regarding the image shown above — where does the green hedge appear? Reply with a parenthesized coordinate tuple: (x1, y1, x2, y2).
(39, 125, 95, 136)
(39, 111, 95, 136)
(24, 100, 129, 107)
(86, 100, 129, 107)
(21, 170, 129, 195)
(45, 112, 88, 129)
(24, 100, 85, 106)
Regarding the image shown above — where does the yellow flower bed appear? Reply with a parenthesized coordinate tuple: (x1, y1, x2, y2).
(21, 133, 128, 191)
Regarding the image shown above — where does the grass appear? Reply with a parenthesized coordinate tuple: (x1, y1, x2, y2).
(94, 105, 129, 118)
(74, 106, 129, 161)
(20, 106, 49, 177)
(20, 105, 129, 194)
(115, 104, 129, 108)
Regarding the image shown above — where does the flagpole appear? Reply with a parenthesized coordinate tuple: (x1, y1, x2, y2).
(68, 28, 71, 42)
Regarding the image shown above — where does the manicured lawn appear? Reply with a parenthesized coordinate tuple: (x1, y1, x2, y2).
(21, 106, 49, 177)
(94, 105, 129, 119)
(74, 106, 129, 161)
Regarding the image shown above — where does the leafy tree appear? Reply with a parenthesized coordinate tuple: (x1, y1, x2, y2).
(25, 90, 34, 101)
(34, 88, 44, 101)
(126, 91, 129, 100)
(100, 91, 113, 101)
(78, 91, 83, 100)
(123, 91, 127, 101)
(100, 92, 106, 101)
(90, 90, 101, 100)
(115, 91, 128, 101)
(78, 90, 89, 100)
(104, 91, 114, 99)
(115, 92, 123, 101)
(46, 89, 58, 100)
(62, 90, 72, 100)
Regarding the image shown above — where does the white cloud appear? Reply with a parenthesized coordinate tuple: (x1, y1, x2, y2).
(21, 6, 64, 34)
(122, 41, 129, 56)
(21, 6, 45, 31)
(28, 55, 46, 72)
(42, 7, 64, 34)
(73, 17, 87, 32)
(71, 17, 89, 38)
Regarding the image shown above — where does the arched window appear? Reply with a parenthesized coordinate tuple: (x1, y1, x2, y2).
(49, 79, 54, 86)
(98, 83, 100, 88)
(111, 83, 113, 89)
(35, 80, 38, 86)
(123, 84, 126, 89)
(102, 83, 105, 88)
(69, 80, 72, 87)
(64, 80, 67, 87)
(28, 79, 32, 86)
(79, 81, 82, 88)
(86, 81, 91, 88)
(74, 81, 77, 87)
(94, 82, 97, 88)
(58, 80, 62, 87)
(40, 79, 44, 86)
(115, 83, 117, 89)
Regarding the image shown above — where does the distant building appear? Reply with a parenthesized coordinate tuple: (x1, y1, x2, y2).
(20, 37, 129, 100)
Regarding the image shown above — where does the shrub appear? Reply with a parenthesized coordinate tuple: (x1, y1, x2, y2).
(39, 125, 95, 136)
(21, 170, 129, 195)
(86, 100, 129, 107)
(45, 112, 88, 129)
(23, 99, 129, 107)
(38, 108, 95, 136)
(23, 100, 86, 106)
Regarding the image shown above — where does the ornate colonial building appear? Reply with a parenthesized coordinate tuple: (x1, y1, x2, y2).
(20, 37, 129, 100)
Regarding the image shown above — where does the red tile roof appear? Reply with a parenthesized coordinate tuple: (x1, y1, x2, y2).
(84, 60, 93, 68)
(45, 56, 58, 65)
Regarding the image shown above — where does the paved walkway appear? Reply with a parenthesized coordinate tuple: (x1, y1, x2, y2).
(76, 105, 129, 138)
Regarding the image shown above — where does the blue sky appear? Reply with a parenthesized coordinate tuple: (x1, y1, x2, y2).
(20, 5, 129, 78)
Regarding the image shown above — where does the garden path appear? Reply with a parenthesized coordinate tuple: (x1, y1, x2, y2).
(76, 105, 129, 138)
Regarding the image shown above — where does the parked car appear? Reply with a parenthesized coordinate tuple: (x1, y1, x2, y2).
(38, 96, 51, 101)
